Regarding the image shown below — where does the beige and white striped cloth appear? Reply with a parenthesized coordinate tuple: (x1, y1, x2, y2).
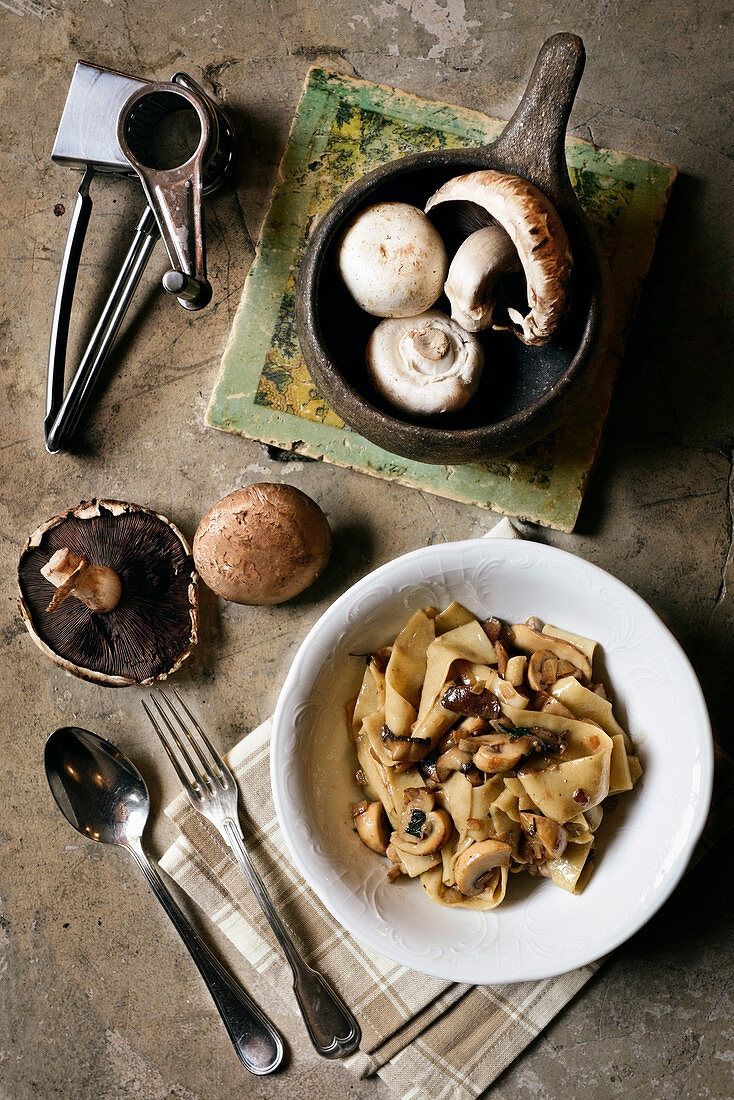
(159, 521, 731, 1100)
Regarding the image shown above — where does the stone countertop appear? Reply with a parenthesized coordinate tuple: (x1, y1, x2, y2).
(0, 2, 731, 1098)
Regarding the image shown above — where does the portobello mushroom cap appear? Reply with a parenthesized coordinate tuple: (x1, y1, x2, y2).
(425, 169, 573, 346)
(18, 500, 198, 686)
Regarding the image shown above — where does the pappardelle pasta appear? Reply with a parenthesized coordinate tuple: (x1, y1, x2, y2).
(348, 603, 642, 910)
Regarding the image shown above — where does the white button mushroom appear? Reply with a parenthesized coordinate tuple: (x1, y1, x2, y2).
(366, 309, 484, 416)
(425, 170, 573, 346)
(444, 224, 522, 332)
(337, 202, 448, 318)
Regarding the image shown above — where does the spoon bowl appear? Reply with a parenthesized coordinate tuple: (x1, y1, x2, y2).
(45, 725, 149, 845)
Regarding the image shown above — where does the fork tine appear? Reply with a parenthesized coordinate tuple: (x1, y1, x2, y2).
(163, 688, 233, 788)
(149, 694, 207, 791)
(157, 689, 225, 785)
(141, 699, 202, 800)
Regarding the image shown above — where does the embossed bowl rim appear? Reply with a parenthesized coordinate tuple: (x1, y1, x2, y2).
(271, 538, 714, 984)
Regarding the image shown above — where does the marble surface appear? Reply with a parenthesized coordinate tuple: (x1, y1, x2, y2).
(0, 1, 731, 1098)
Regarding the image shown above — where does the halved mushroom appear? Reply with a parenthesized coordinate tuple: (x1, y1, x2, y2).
(509, 624, 592, 682)
(352, 800, 391, 855)
(527, 649, 582, 692)
(453, 838, 512, 896)
(425, 170, 573, 346)
(391, 789, 452, 855)
(519, 812, 568, 860)
(366, 310, 484, 416)
(443, 224, 522, 332)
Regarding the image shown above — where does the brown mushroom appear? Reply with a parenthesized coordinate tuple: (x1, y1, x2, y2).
(519, 812, 568, 860)
(352, 801, 391, 855)
(425, 170, 572, 346)
(453, 838, 512, 896)
(391, 789, 452, 856)
(17, 500, 198, 686)
(441, 684, 502, 721)
(193, 484, 331, 605)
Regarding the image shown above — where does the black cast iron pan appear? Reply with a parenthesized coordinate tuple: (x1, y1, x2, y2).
(296, 33, 613, 464)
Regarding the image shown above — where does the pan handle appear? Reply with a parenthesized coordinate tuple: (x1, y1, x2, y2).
(486, 32, 585, 210)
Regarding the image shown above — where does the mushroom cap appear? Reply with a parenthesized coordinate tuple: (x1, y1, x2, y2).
(425, 170, 573, 346)
(193, 484, 331, 605)
(366, 310, 484, 416)
(337, 202, 448, 318)
(17, 500, 198, 687)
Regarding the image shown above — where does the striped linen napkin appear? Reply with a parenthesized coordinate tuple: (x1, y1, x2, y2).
(159, 520, 730, 1100)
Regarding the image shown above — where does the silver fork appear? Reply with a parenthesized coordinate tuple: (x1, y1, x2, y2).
(142, 690, 361, 1059)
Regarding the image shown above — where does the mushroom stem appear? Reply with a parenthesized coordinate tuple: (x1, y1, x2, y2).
(41, 548, 122, 613)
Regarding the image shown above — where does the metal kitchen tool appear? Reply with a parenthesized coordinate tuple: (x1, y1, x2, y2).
(44, 725, 284, 1075)
(45, 62, 237, 453)
(142, 689, 361, 1059)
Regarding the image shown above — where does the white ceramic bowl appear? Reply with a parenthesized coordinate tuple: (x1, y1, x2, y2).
(271, 539, 713, 984)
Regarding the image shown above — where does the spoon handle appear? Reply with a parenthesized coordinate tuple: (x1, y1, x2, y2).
(125, 838, 284, 1075)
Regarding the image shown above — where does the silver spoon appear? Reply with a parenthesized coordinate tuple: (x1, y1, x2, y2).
(44, 726, 284, 1076)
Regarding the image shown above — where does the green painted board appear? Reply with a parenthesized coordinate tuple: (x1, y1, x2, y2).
(208, 68, 676, 531)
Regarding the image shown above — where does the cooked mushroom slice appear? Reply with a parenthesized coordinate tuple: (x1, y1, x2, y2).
(444, 224, 522, 332)
(509, 624, 592, 682)
(366, 311, 484, 416)
(442, 684, 502, 721)
(391, 789, 452, 856)
(41, 547, 122, 613)
(435, 744, 474, 782)
(473, 741, 525, 773)
(519, 812, 568, 859)
(337, 202, 448, 318)
(540, 695, 575, 719)
(352, 800, 391, 855)
(527, 649, 581, 692)
(380, 724, 431, 764)
(470, 730, 545, 774)
(454, 838, 512, 896)
(18, 499, 198, 686)
(425, 170, 572, 346)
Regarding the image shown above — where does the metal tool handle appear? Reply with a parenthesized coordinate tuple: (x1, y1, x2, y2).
(45, 204, 159, 453)
(45, 166, 95, 441)
(125, 836, 284, 1076)
(221, 818, 360, 1059)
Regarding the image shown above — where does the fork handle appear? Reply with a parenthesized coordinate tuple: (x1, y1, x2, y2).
(125, 837, 284, 1075)
(222, 819, 361, 1059)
